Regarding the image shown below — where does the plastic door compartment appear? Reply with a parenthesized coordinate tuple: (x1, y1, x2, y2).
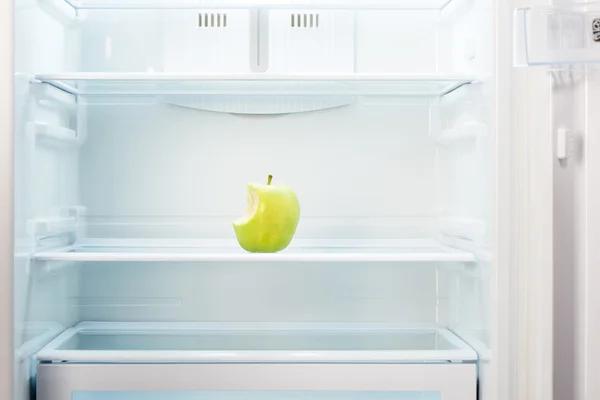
(514, 4, 600, 66)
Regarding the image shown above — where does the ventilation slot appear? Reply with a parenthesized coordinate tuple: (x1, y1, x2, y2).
(291, 13, 319, 28)
(198, 13, 227, 28)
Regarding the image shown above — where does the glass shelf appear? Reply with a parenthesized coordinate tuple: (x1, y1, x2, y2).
(32, 239, 476, 263)
(34, 73, 475, 97)
(60, 0, 460, 10)
(37, 322, 478, 363)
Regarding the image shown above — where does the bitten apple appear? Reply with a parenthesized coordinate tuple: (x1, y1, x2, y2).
(233, 175, 300, 253)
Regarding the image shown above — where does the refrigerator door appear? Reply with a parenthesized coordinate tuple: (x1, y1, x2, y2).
(448, 1, 557, 399)
(507, 64, 554, 400)
(1, 0, 14, 398)
(512, 0, 600, 399)
(500, 1, 556, 400)
(577, 75, 600, 400)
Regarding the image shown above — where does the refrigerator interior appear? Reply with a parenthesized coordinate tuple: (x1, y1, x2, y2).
(14, 0, 494, 398)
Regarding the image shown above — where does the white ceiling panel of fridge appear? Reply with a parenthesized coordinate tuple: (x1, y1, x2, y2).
(57, 0, 463, 10)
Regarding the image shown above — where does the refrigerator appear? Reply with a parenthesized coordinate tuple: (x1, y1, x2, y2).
(4, 0, 597, 398)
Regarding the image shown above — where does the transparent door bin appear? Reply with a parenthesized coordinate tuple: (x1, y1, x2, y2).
(515, 4, 600, 66)
(37, 324, 477, 400)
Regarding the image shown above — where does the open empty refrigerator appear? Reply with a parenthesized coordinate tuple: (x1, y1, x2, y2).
(6, 0, 600, 399)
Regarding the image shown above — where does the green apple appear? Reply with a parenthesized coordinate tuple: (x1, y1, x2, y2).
(233, 175, 300, 253)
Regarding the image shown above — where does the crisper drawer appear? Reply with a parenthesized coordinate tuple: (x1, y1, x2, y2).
(37, 364, 476, 400)
(36, 323, 477, 400)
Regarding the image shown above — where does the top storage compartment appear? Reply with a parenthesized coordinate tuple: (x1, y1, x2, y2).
(29, 0, 481, 79)
(59, 0, 464, 10)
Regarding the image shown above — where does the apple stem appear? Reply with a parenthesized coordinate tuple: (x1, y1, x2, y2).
(267, 175, 273, 186)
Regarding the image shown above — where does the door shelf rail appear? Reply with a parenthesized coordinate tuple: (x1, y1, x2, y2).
(31, 238, 477, 263)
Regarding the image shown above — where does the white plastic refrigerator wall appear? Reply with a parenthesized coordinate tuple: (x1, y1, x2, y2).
(13, 0, 496, 399)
